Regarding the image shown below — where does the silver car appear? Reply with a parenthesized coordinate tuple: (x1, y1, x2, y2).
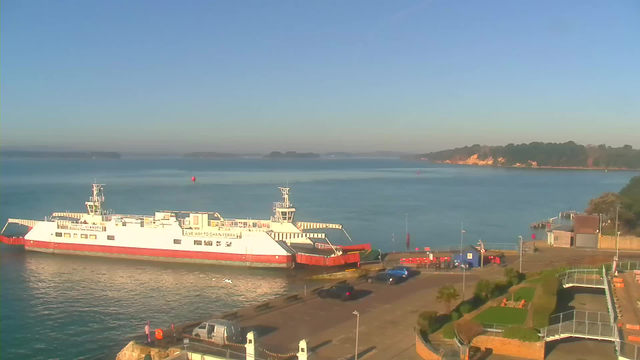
(191, 319, 242, 345)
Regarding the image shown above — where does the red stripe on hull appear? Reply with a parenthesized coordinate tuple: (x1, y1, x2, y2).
(24, 240, 294, 268)
(0, 235, 26, 246)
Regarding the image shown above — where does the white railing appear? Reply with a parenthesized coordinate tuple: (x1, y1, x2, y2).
(542, 310, 616, 341)
(7, 218, 41, 228)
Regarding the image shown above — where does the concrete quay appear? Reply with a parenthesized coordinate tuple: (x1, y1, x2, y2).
(118, 245, 640, 360)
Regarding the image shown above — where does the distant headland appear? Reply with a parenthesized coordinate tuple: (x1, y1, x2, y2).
(407, 142, 640, 170)
(264, 151, 320, 159)
(1, 150, 121, 159)
(184, 152, 239, 158)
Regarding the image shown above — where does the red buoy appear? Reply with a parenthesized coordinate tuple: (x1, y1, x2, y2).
(191, 176, 196, 182)
(155, 328, 164, 340)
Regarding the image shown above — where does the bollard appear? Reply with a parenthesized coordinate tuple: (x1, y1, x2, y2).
(246, 331, 256, 360)
(297, 339, 308, 360)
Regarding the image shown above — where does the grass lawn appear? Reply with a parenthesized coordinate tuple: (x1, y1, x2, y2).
(473, 306, 528, 325)
(513, 287, 536, 302)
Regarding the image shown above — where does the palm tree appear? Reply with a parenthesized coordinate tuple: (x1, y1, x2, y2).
(436, 284, 460, 313)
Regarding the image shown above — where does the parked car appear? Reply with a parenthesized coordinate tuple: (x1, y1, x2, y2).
(386, 266, 410, 278)
(191, 319, 242, 345)
(317, 284, 355, 301)
(366, 272, 401, 285)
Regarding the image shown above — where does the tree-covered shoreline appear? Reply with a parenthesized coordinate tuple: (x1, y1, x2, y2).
(411, 142, 640, 169)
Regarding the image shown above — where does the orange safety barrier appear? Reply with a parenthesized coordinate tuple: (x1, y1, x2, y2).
(628, 336, 640, 343)
(626, 324, 640, 330)
(613, 277, 624, 283)
(615, 283, 626, 288)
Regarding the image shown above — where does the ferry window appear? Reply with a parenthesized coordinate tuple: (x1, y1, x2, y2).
(174, 239, 181, 245)
(216, 241, 221, 246)
(225, 241, 232, 247)
(204, 241, 213, 246)
(73, 233, 78, 238)
(89, 234, 97, 240)
(81, 234, 88, 239)
(55, 232, 62, 237)
(107, 235, 115, 241)
(64, 233, 71, 238)
(194, 240, 203, 246)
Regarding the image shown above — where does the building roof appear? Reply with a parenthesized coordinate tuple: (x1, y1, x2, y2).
(574, 214, 599, 234)
(551, 224, 574, 232)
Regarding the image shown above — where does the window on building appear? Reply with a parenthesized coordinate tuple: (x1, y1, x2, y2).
(216, 241, 221, 246)
(107, 235, 115, 241)
(225, 241, 232, 247)
(89, 234, 97, 240)
(174, 239, 182, 244)
(194, 240, 203, 246)
(55, 232, 62, 237)
(81, 234, 88, 239)
(204, 241, 213, 246)
(64, 233, 71, 238)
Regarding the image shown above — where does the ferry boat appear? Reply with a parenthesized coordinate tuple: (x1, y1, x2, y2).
(0, 184, 372, 268)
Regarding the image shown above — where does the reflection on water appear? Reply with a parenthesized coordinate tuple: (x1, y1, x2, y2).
(2, 249, 306, 359)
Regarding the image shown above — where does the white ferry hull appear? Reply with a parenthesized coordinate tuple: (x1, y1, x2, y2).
(23, 240, 294, 268)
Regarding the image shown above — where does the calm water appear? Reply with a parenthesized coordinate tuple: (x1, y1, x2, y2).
(1, 158, 637, 359)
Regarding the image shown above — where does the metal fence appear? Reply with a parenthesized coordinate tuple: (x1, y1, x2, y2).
(542, 310, 616, 341)
(620, 341, 640, 360)
(618, 261, 640, 271)
(559, 268, 605, 288)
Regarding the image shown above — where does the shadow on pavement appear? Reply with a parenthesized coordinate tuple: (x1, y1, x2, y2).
(350, 289, 373, 300)
(242, 325, 278, 338)
(309, 339, 333, 352)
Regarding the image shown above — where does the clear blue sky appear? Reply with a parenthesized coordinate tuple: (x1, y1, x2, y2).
(2, 0, 639, 153)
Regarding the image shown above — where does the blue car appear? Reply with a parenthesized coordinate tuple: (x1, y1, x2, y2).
(386, 266, 410, 278)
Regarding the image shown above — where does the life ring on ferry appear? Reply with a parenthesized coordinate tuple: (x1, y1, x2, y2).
(155, 328, 164, 340)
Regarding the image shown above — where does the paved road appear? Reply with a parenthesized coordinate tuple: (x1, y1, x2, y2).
(236, 272, 478, 359)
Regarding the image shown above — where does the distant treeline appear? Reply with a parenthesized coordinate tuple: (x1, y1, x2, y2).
(412, 142, 640, 169)
(1, 150, 121, 159)
(184, 152, 239, 158)
(264, 151, 320, 159)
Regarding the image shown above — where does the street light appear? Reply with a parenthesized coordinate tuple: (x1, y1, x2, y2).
(518, 236, 523, 273)
(352, 311, 360, 360)
(615, 204, 620, 261)
(460, 223, 466, 301)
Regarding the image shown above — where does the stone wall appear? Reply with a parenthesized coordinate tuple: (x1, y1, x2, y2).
(470, 335, 545, 360)
(415, 333, 442, 360)
(599, 235, 640, 250)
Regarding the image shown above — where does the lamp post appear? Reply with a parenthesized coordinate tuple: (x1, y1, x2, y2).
(352, 311, 360, 360)
(615, 205, 620, 261)
(518, 236, 523, 273)
(460, 223, 466, 301)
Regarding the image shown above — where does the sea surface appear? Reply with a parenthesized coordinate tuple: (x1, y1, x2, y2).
(1, 158, 637, 359)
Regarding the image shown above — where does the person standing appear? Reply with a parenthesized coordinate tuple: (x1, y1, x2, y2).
(145, 322, 150, 343)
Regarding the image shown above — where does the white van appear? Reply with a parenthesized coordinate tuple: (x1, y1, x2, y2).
(191, 319, 242, 345)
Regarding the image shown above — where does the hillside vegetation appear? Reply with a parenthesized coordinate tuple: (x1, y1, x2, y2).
(413, 142, 640, 169)
(586, 176, 640, 235)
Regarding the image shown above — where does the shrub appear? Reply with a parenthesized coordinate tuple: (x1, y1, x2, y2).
(502, 326, 540, 342)
(442, 322, 456, 339)
(459, 301, 474, 314)
(491, 281, 510, 298)
(455, 320, 484, 343)
(474, 279, 495, 301)
(417, 311, 438, 333)
(451, 309, 461, 321)
(504, 267, 523, 286)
